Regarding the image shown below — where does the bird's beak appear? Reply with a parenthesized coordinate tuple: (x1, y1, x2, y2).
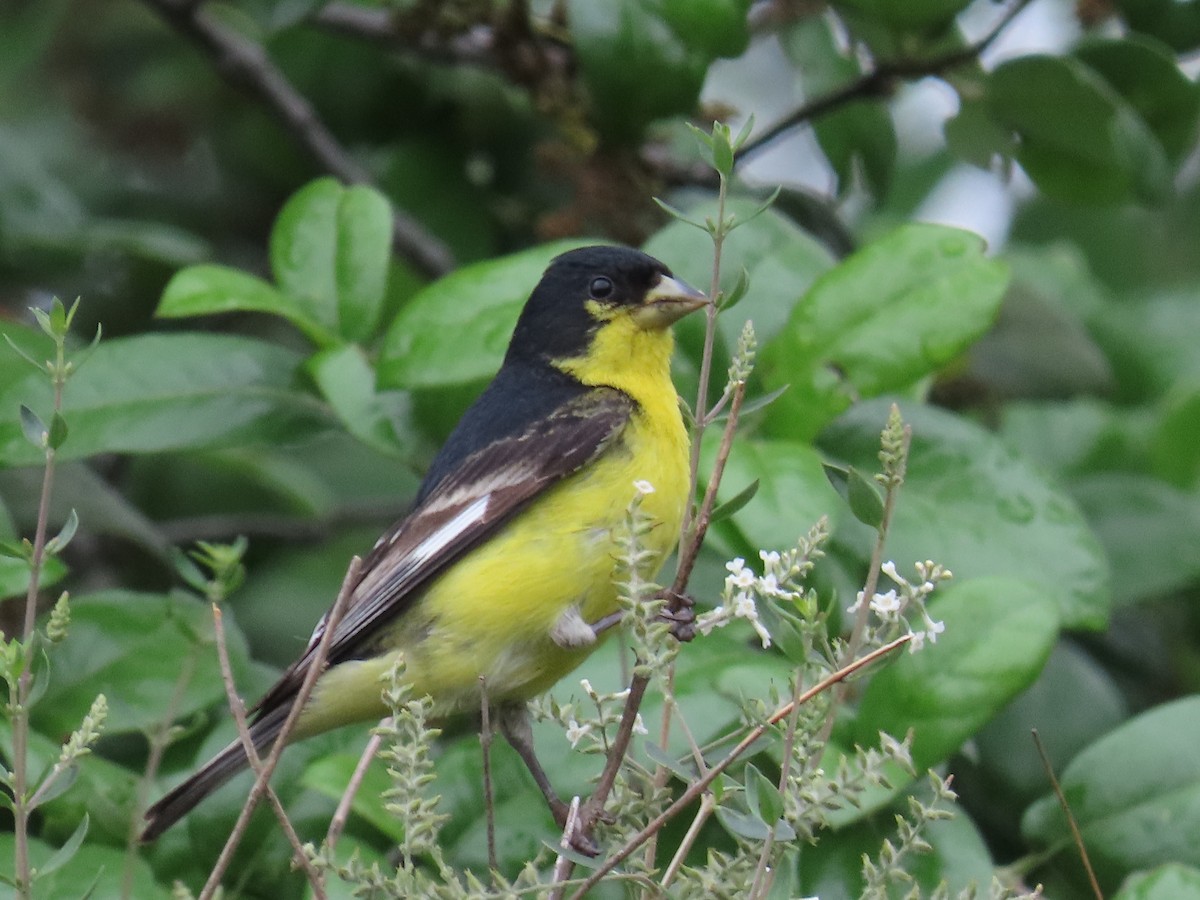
(632, 274, 709, 330)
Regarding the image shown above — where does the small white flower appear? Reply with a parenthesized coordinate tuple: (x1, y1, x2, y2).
(847, 591, 866, 615)
(908, 630, 926, 653)
(731, 592, 772, 648)
(869, 589, 901, 617)
(758, 572, 792, 598)
(880, 560, 902, 583)
(724, 558, 756, 590)
(633, 479, 655, 495)
(579, 678, 595, 698)
(565, 718, 592, 748)
(759, 550, 782, 570)
(632, 714, 648, 736)
(924, 615, 946, 643)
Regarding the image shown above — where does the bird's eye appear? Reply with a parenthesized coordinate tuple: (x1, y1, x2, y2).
(589, 276, 614, 299)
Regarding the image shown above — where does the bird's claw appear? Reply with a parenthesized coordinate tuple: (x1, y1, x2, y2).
(655, 589, 697, 642)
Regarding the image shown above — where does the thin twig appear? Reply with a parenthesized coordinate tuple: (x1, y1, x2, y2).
(577, 675, 649, 828)
(736, 0, 1036, 163)
(211, 605, 325, 898)
(1032, 729, 1104, 900)
(672, 382, 746, 594)
(842, 422, 911, 671)
(325, 723, 387, 852)
(199, 556, 361, 899)
(548, 796, 582, 900)
(567, 635, 911, 900)
(140, 0, 454, 277)
(11, 347, 66, 898)
(660, 791, 715, 888)
(480, 677, 498, 875)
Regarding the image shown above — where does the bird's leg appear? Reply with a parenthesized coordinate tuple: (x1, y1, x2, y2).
(496, 703, 571, 829)
(583, 590, 697, 643)
(498, 703, 604, 854)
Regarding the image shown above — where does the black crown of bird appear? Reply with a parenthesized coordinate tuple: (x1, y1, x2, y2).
(141, 244, 708, 841)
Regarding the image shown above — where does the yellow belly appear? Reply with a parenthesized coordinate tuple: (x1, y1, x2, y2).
(298, 404, 689, 733)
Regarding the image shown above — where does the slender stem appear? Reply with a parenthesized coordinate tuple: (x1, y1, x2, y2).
(547, 796, 582, 900)
(326, 724, 386, 851)
(199, 556, 361, 899)
(660, 792, 715, 888)
(672, 382, 745, 594)
(842, 424, 911, 671)
(210, 605, 324, 898)
(1032, 729, 1103, 900)
(567, 636, 911, 899)
(479, 678, 498, 876)
(11, 352, 66, 899)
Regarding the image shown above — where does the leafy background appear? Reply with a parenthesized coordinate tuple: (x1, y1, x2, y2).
(2, 0, 1200, 897)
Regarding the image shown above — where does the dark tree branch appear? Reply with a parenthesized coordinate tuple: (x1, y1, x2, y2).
(142, 0, 455, 277)
(736, 0, 1035, 163)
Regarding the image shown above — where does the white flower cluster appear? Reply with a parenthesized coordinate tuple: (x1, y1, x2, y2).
(696, 550, 806, 649)
(847, 559, 951, 652)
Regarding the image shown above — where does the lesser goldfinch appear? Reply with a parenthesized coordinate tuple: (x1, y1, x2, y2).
(141, 245, 706, 841)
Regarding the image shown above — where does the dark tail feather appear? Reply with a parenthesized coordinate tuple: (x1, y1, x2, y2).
(140, 706, 289, 842)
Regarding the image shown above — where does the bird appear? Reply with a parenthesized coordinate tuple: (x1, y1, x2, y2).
(141, 244, 707, 841)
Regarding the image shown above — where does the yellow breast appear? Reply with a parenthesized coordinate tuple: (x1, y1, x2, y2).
(299, 320, 689, 730)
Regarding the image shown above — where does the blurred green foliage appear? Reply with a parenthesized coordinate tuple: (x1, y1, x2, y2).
(2, 0, 1200, 897)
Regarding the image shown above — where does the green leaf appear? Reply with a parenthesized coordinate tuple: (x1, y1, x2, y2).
(799, 798, 994, 898)
(377, 240, 587, 390)
(784, 19, 899, 196)
(270, 177, 393, 344)
(971, 641, 1128, 809)
(156, 264, 334, 346)
(744, 761, 785, 825)
(1070, 473, 1200, 606)
(39, 812, 87, 876)
(1115, 864, 1200, 900)
(702, 436, 841, 559)
(46, 410, 67, 450)
(824, 464, 886, 529)
(19, 403, 45, 449)
(568, 0, 741, 140)
(0, 333, 326, 467)
(29, 590, 252, 736)
(1154, 384, 1200, 488)
(1074, 36, 1200, 164)
(1115, 0, 1200, 54)
(821, 399, 1111, 630)
(833, 577, 1059, 826)
(306, 344, 410, 457)
(44, 507, 78, 555)
(1023, 697, 1200, 891)
(709, 478, 759, 524)
(659, 0, 751, 57)
(987, 54, 1172, 204)
(830, 0, 973, 31)
(760, 225, 1009, 442)
(0, 831, 159, 898)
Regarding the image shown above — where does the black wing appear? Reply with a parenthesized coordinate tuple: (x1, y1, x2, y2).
(253, 385, 634, 715)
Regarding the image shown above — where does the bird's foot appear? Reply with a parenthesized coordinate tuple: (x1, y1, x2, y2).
(655, 588, 697, 642)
